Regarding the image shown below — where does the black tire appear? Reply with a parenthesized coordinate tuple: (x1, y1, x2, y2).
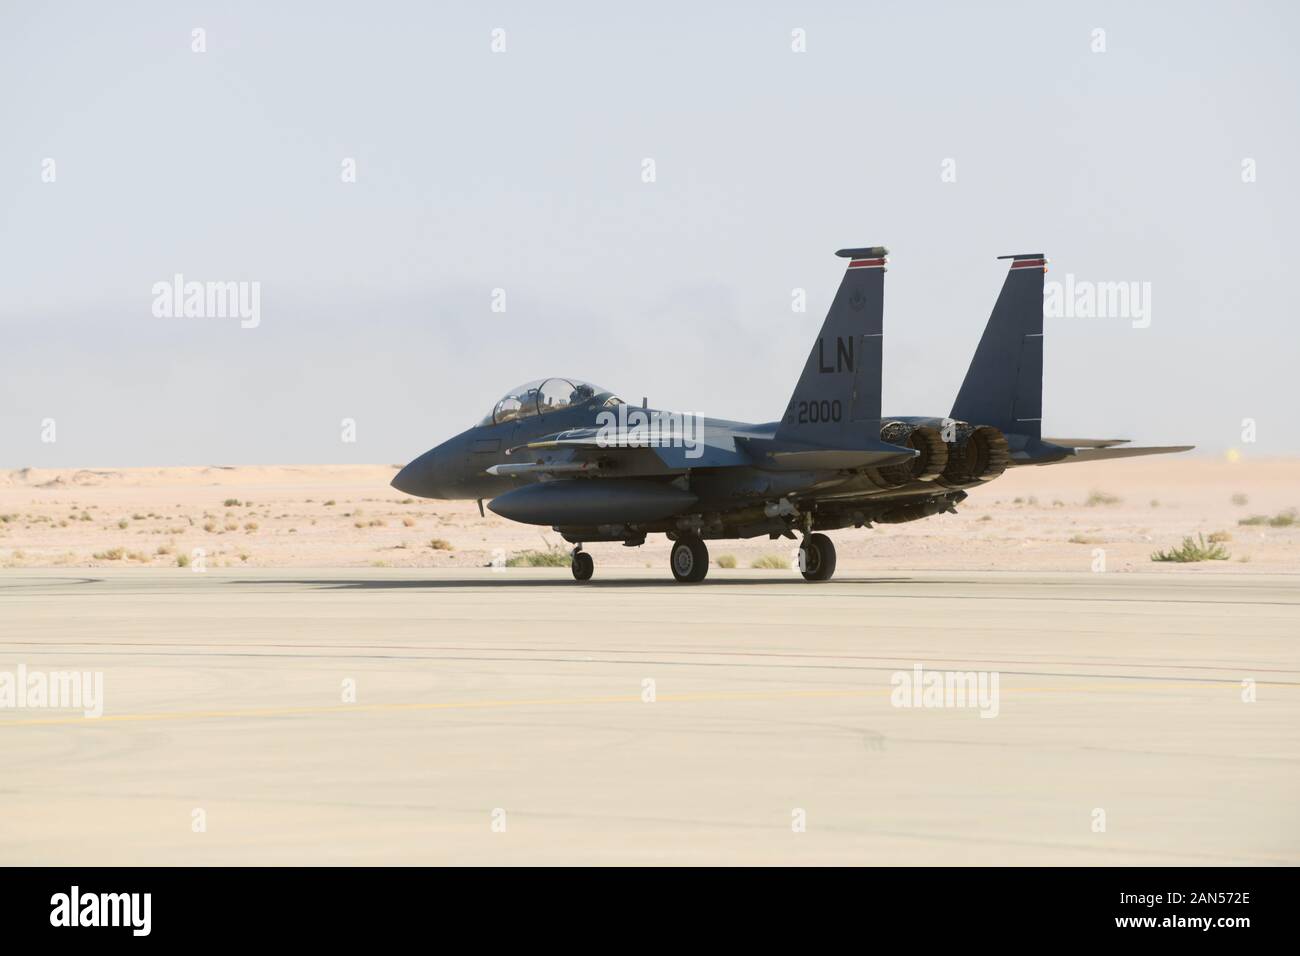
(799, 533, 836, 582)
(670, 535, 709, 583)
(571, 551, 594, 581)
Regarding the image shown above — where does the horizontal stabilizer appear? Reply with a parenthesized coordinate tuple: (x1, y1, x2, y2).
(1060, 444, 1194, 463)
(1042, 437, 1130, 449)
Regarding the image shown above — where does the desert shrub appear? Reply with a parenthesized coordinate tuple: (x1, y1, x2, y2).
(1086, 490, 1122, 507)
(505, 547, 568, 567)
(1239, 509, 1297, 528)
(1151, 534, 1229, 563)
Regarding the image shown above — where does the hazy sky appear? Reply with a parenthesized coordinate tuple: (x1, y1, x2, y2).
(3, 1, 1298, 468)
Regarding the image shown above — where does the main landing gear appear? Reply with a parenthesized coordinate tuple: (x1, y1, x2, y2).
(670, 534, 709, 583)
(798, 532, 837, 582)
(570, 544, 594, 582)
(568, 532, 836, 584)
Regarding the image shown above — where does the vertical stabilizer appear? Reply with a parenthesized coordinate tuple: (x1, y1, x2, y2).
(777, 247, 888, 446)
(950, 254, 1046, 439)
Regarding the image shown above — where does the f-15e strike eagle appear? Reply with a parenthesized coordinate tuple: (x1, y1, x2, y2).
(393, 248, 1191, 583)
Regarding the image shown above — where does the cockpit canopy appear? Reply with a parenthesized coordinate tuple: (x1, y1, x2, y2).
(479, 378, 622, 427)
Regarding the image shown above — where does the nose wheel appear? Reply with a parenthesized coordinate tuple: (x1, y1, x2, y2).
(670, 534, 709, 583)
(570, 545, 594, 582)
(798, 533, 836, 581)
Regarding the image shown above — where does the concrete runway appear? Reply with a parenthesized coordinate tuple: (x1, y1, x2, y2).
(1, 567, 1297, 865)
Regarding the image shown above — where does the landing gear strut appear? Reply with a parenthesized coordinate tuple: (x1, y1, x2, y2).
(570, 544, 594, 582)
(670, 534, 709, 583)
(798, 533, 836, 582)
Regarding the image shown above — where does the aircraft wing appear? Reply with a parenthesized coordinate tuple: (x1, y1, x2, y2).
(491, 425, 754, 476)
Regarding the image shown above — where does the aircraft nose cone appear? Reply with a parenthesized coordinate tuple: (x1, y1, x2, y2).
(392, 448, 439, 497)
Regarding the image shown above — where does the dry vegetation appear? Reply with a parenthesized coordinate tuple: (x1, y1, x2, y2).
(1151, 534, 1230, 563)
(505, 547, 569, 568)
(1239, 509, 1297, 528)
(1086, 489, 1122, 507)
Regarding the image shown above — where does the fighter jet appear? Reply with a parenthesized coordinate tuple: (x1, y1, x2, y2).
(392, 247, 1191, 583)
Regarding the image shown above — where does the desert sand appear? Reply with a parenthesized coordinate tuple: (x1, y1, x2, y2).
(0, 457, 1296, 574)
